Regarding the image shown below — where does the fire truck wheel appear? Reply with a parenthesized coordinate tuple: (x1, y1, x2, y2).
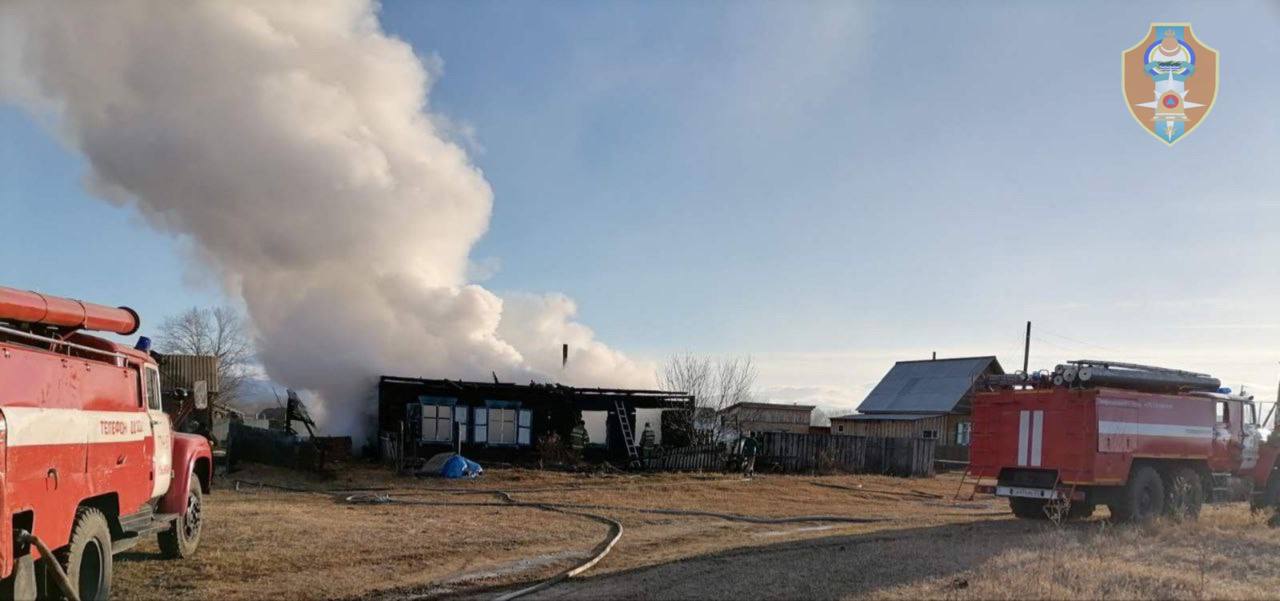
(1008, 497, 1049, 519)
(1110, 465, 1165, 523)
(159, 482, 203, 559)
(62, 507, 112, 601)
(1165, 467, 1203, 520)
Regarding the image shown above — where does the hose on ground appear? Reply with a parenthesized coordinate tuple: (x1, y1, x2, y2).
(239, 479, 974, 600)
(17, 530, 79, 601)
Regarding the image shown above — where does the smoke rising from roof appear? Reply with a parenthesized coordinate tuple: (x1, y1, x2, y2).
(1, 1, 655, 436)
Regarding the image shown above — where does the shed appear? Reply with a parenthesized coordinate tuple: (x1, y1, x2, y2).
(832, 356, 1002, 447)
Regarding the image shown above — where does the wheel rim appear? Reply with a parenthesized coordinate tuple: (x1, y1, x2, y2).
(79, 539, 105, 600)
(183, 491, 202, 541)
(1138, 486, 1155, 516)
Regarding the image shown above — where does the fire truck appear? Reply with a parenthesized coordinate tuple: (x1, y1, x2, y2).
(0, 286, 212, 600)
(967, 360, 1280, 522)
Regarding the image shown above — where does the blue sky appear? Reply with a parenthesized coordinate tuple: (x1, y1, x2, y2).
(4, 1, 1279, 411)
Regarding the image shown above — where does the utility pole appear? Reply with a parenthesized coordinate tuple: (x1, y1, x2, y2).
(1023, 321, 1032, 376)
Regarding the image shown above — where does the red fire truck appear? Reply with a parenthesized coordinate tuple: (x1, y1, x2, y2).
(0, 286, 212, 600)
(968, 360, 1280, 522)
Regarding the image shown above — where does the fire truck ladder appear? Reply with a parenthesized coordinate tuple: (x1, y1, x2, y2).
(613, 399, 642, 469)
(954, 467, 983, 502)
(954, 424, 990, 501)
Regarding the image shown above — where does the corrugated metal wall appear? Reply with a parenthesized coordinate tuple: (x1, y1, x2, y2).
(159, 354, 220, 392)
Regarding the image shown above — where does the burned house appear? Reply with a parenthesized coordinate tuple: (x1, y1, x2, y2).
(377, 377, 694, 463)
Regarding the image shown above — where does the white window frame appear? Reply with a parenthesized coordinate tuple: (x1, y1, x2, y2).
(489, 408, 517, 445)
(454, 406, 470, 442)
(956, 422, 972, 446)
(473, 408, 488, 443)
(518, 409, 532, 446)
(421, 403, 453, 443)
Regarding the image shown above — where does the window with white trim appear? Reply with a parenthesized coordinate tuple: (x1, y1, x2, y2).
(956, 422, 972, 446)
(473, 407, 488, 442)
(474, 405, 533, 446)
(419, 396, 456, 443)
(489, 408, 517, 445)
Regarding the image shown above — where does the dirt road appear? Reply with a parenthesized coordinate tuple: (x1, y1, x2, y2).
(523, 504, 1280, 600)
(526, 519, 1042, 600)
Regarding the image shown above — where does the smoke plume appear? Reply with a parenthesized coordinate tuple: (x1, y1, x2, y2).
(1, 1, 655, 435)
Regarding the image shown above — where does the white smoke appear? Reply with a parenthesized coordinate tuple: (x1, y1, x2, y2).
(0, 1, 655, 436)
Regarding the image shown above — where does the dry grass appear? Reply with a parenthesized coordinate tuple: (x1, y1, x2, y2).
(109, 463, 1280, 600)
(875, 504, 1280, 600)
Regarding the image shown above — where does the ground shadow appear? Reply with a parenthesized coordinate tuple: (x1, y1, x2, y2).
(503, 517, 1104, 600)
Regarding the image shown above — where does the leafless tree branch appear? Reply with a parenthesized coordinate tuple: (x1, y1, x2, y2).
(156, 306, 255, 403)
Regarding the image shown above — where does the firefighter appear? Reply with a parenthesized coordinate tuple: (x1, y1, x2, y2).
(640, 422, 656, 450)
(569, 418, 589, 458)
(740, 434, 759, 478)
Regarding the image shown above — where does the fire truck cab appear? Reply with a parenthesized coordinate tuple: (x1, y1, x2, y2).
(0, 286, 212, 600)
(968, 361, 1280, 522)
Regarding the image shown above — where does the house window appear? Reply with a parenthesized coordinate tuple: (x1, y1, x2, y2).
(419, 396, 457, 443)
(1246, 404, 1257, 426)
(1216, 401, 1228, 423)
(921, 429, 939, 440)
(490, 408, 517, 444)
(956, 422, 972, 446)
(837, 425, 844, 433)
(474, 403, 533, 446)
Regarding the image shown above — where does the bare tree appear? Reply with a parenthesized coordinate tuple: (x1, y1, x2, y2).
(658, 354, 758, 441)
(156, 306, 254, 402)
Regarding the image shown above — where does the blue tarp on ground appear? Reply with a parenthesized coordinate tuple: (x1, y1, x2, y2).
(422, 452, 483, 478)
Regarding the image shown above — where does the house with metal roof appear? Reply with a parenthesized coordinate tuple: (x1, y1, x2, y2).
(830, 356, 1003, 449)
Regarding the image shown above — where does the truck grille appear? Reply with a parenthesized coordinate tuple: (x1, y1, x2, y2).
(997, 467, 1058, 489)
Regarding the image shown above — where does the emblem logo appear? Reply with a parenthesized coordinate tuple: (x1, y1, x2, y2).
(1122, 23, 1218, 145)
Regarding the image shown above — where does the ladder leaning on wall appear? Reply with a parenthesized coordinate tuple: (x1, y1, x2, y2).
(613, 398, 642, 469)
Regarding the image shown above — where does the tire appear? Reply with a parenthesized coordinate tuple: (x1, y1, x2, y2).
(159, 482, 204, 559)
(1165, 467, 1203, 520)
(61, 507, 112, 601)
(1109, 465, 1165, 523)
(1009, 497, 1049, 520)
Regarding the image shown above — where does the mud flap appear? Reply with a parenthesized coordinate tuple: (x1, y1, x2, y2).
(0, 554, 36, 601)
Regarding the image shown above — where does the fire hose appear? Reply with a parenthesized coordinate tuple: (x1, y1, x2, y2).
(15, 530, 79, 601)
(340, 490, 890, 601)
(236, 480, 989, 600)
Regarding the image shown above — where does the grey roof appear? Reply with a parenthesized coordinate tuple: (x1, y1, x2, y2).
(831, 413, 942, 422)
(856, 356, 1003, 414)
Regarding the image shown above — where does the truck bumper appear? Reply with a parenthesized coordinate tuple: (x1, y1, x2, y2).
(995, 485, 1061, 500)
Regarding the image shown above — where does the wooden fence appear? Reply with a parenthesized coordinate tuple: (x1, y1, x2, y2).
(643, 433, 936, 477)
(643, 443, 727, 471)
